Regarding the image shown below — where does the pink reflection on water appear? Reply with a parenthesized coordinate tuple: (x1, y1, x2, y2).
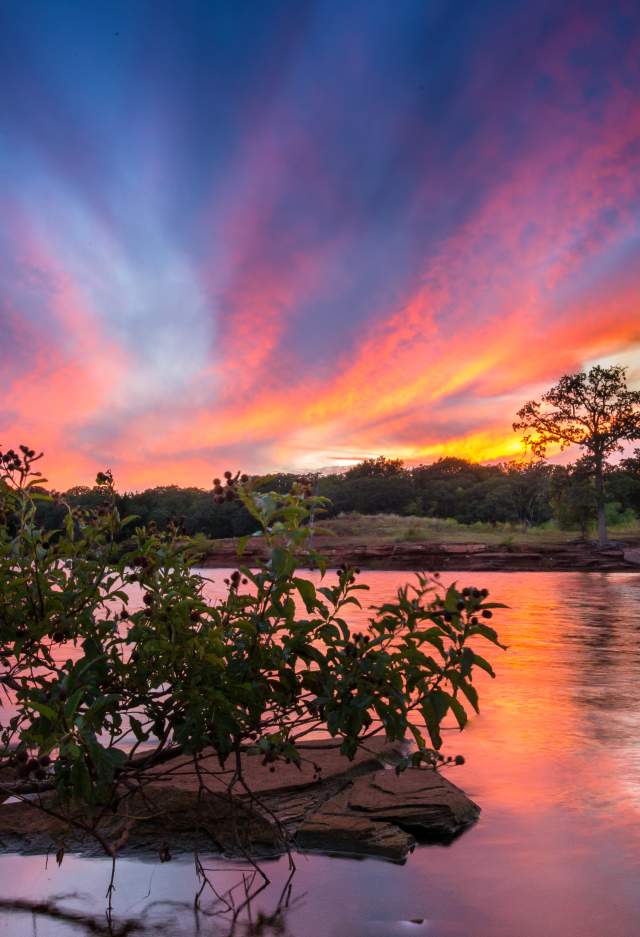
(2, 571, 640, 936)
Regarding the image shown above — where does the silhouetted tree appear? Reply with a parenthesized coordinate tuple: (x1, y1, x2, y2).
(344, 456, 405, 478)
(514, 366, 640, 546)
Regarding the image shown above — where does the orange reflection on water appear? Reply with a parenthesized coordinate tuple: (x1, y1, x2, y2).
(3, 570, 640, 937)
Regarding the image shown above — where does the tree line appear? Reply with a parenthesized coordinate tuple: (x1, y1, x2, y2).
(32, 451, 640, 542)
(24, 364, 640, 544)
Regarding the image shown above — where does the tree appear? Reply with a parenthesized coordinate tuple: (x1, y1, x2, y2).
(319, 472, 414, 515)
(513, 366, 640, 546)
(344, 456, 405, 479)
(610, 449, 640, 517)
(549, 462, 596, 538)
(503, 460, 553, 528)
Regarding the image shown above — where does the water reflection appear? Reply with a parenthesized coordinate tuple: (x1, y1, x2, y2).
(2, 571, 640, 936)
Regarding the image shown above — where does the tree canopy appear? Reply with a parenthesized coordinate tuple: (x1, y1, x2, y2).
(514, 365, 640, 545)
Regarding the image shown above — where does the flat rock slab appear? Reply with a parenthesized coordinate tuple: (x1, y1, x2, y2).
(0, 787, 279, 858)
(0, 740, 479, 863)
(295, 787, 414, 862)
(143, 736, 404, 796)
(296, 768, 479, 862)
(349, 768, 479, 839)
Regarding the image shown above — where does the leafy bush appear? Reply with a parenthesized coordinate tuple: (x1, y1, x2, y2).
(0, 445, 504, 864)
(604, 501, 638, 528)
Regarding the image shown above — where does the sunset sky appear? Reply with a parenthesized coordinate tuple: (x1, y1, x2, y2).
(2, 0, 640, 490)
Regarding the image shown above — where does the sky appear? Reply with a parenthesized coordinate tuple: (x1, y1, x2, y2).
(1, 0, 640, 490)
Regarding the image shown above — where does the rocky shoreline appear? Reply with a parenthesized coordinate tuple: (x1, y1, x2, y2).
(196, 537, 640, 572)
(0, 739, 478, 863)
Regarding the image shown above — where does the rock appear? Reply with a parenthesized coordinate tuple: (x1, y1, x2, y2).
(0, 739, 407, 859)
(197, 536, 640, 571)
(348, 768, 479, 841)
(0, 742, 478, 863)
(296, 767, 479, 862)
(296, 788, 415, 862)
(0, 788, 280, 858)
(624, 548, 640, 566)
(142, 736, 405, 798)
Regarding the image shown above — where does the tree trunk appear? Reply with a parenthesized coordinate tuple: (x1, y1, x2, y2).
(595, 459, 607, 548)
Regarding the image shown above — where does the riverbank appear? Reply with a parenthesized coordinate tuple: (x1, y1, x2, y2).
(195, 535, 640, 572)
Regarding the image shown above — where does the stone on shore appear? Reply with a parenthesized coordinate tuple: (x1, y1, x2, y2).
(0, 738, 479, 863)
(296, 767, 479, 862)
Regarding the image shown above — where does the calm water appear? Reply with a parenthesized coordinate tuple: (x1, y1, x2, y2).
(2, 570, 640, 937)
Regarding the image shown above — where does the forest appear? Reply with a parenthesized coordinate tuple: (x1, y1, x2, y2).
(33, 454, 640, 542)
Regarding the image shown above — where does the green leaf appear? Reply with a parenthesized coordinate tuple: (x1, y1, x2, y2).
(467, 623, 507, 648)
(64, 688, 84, 720)
(71, 761, 92, 802)
(271, 546, 294, 579)
(460, 646, 474, 677)
(471, 652, 496, 678)
(449, 696, 468, 729)
(25, 699, 57, 721)
(420, 698, 443, 749)
(459, 679, 479, 713)
(293, 577, 316, 612)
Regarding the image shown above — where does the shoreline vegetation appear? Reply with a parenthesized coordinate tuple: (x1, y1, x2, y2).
(1, 447, 504, 908)
(194, 513, 640, 573)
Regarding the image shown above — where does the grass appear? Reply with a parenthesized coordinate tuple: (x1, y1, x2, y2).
(193, 513, 640, 554)
(315, 512, 640, 546)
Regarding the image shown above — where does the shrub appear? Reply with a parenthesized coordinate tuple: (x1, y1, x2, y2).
(0, 446, 504, 882)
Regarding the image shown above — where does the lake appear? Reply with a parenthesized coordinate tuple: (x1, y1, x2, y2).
(2, 570, 640, 936)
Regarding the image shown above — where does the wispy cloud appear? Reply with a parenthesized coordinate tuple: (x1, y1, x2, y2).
(1, 1, 639, 487)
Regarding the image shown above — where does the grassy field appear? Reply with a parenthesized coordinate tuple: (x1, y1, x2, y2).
(315, 513, 640, 546)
